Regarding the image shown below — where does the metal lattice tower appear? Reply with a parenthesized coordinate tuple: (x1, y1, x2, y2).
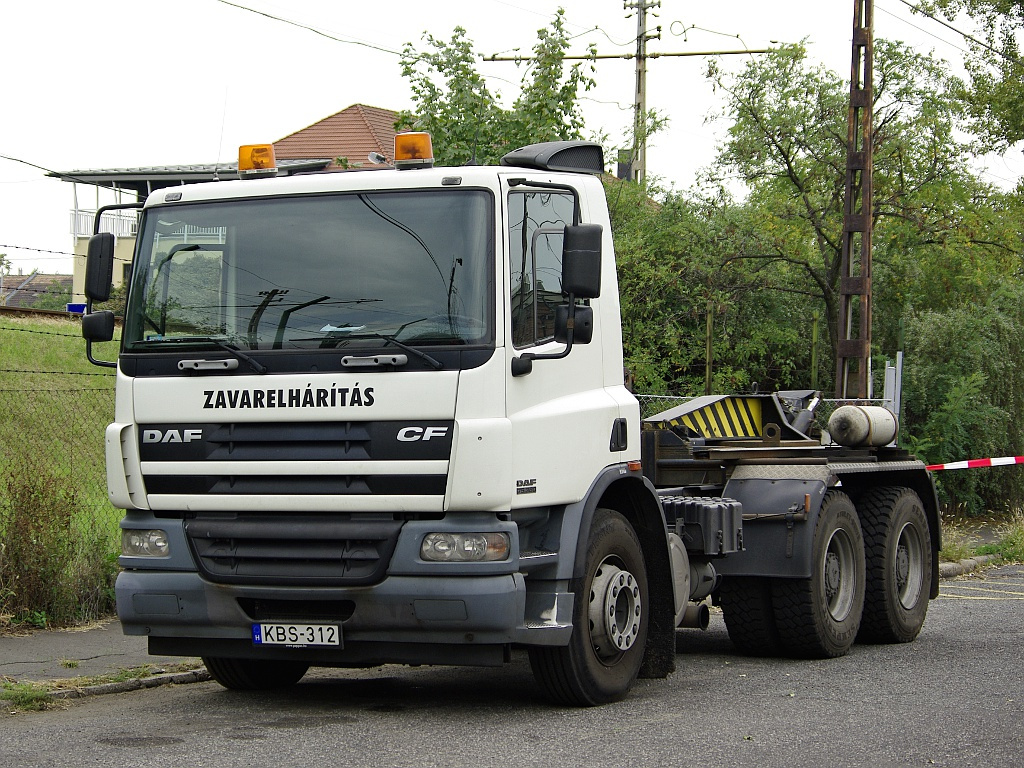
(835, 0, 874, 399)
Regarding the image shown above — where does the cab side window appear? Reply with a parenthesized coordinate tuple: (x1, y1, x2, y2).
(508, 191, 574, 348)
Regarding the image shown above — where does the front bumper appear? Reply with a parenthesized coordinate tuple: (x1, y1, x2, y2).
(117, 568, 573, 665)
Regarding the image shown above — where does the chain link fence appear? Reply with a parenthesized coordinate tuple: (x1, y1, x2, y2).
(0, 386, 119, 625)
(635, 394, 691, 420)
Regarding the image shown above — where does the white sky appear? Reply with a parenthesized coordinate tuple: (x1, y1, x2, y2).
(1, 0, 1020, 275)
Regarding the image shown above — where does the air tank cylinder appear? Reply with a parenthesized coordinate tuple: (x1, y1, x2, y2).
(827, 405, 898, 447)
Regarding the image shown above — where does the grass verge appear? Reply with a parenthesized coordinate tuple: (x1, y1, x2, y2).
(0, 680, 58, 712)
(975, 511, 1024, 563)
(1, 662, 205, 714)
(941, 510, 1024, 564)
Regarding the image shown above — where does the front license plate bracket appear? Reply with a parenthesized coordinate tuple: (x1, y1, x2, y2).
(252, 623, 341, 648)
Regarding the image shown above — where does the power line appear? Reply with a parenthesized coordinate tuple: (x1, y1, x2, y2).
(0, 368, 114, 377)
(895, 0, 1024, 69)
(0, 286, 71, 297)
(213, 0, 402, 56)
(0, 153, 142, 196)
(0, 243, 131, 264)
(876, 3, 969, 56)
(0, 244, 77, 258)
(0, 387, 114, 392)
(0, 325, 85, 338)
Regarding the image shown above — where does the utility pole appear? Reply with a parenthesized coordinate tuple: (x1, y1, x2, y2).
(624, 0, 661, 184)
(835, 0, 874, 399)
(482, 7, 767, 185)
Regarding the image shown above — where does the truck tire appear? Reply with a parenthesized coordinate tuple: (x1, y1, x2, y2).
(719, 577, 781, 656)
(856, 487, 932, 644)
(203, 657, 309, 690)
(771, 491, 865, 658)
(528, 508, 648, 706)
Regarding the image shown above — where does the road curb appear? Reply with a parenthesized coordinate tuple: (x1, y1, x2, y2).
(939, 554, 1001, 579)
(48, 668, 211, 700)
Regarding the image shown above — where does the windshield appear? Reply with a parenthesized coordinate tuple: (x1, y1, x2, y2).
(122, 190, 493, 352)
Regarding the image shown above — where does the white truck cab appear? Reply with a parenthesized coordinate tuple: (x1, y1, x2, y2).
(82, 136, 669, 705)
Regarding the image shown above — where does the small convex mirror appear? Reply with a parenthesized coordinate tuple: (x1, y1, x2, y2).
(82, 310, 115, 342)
(555, 304, 593, 344)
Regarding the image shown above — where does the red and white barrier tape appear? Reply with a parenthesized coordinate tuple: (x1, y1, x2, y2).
(926, 456, 1024, 472)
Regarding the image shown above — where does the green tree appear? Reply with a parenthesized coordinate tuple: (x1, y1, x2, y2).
(31, 279, 72, 311)
(611, 179, 817, 396)
(701, 41, 1018, 380)
(903, 283, 1024, 514)
(397, 9, 595, 166)
(924, 1, 1024, 149)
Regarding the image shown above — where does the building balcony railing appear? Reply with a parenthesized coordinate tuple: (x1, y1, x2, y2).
(71, 209, 139, 239)
(70, 210, 227, 241)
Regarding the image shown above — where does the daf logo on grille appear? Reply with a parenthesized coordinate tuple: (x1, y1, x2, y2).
(143, 428, 203, 444)
(397, 426, 449, 441)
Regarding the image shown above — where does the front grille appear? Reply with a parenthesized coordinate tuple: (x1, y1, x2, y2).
(139, 420, 453, 497)
(186, 514, 403, 586)
(147, 475, 446, 495)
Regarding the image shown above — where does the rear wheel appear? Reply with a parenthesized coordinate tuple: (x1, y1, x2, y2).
(857, 487, 932, 643)
(529, 508, 648, 706)
(772, 491, 865, 658)
(719, 576, 781, 656)
(203, 657, 309, 690)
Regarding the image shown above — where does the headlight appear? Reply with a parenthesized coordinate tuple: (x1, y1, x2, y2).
(122, 529, 170, 557)
(420, 532, 510, 562)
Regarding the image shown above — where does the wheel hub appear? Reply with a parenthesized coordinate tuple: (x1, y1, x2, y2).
(825, 552, 843, 598)
(895, 522, 925, 610)
(823, 529, 856, 621)
(895, 544, 910, 587)
(589, 559, 642, 660)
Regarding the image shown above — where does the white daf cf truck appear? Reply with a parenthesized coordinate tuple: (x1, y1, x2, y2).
(82, 134, 941, 705)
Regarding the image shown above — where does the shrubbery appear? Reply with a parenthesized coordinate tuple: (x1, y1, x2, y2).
(0, 463, 118, 627)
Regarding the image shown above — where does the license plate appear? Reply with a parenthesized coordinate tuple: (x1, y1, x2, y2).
(252, 623, 341, 647)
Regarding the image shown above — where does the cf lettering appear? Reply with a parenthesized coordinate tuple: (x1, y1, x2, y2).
(397, 426, 449, 441)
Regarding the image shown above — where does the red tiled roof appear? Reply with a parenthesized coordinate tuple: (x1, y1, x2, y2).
(274, 104, 399, 168)
(0, 272, 72, 309)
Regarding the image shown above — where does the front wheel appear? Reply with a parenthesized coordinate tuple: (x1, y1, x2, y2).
(529, 508, 649, 706)
(772, 491, 865, 658)
(203, 657, 309, 690)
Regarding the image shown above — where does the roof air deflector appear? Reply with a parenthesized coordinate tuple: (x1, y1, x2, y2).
(500, 141, 604, 174)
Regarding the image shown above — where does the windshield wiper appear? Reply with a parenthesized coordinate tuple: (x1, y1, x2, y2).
(380, 334, 443, 370)
(336, 331, 444, 370)
(210, 339, 267, 374)
(147, 336, 268, 374)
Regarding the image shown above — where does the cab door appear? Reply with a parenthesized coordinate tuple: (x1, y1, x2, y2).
(503, 186, 622, 507)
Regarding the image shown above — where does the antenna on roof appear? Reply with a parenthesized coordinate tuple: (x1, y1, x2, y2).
(213, 86, 229, 181)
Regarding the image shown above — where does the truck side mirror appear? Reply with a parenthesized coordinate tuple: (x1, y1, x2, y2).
(85, 232, 115, 302)
(555, 304, 593, 344)
(561, 224, 602, 299)
(82, 310, 115, 342)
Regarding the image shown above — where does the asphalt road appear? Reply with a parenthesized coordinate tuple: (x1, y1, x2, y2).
(3, 565, 1022, 768)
